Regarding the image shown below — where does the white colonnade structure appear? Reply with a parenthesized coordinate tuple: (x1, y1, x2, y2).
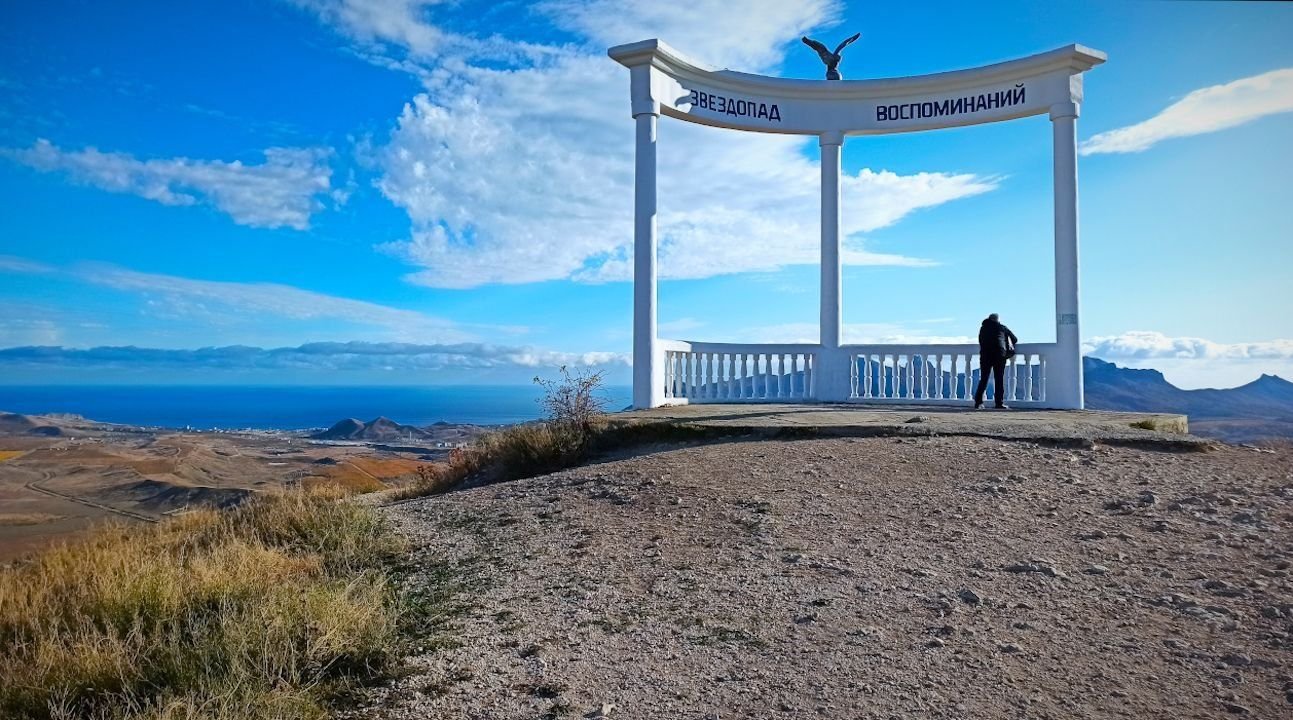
(610, 40, 1106, 410)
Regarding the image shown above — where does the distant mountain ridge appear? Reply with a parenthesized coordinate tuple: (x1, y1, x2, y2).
(1083, 357, 1293, 442)
(310, 416, 431, 442)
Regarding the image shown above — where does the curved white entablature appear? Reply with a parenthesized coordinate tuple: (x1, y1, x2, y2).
(608, 38, 1106, 135)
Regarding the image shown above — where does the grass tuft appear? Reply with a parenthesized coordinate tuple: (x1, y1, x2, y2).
(0, 486, 407, 720)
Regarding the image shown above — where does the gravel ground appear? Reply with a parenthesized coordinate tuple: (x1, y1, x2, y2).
(358, 436, 1293, 720)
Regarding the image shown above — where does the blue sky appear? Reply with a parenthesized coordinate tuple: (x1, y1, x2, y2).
(0, 0, 1290, 388)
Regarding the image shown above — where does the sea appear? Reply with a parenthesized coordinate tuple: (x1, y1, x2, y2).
(0, 385, 633, 430)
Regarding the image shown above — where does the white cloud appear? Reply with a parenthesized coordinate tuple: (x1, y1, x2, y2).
(538, 0, 840, 70)
(1080, 68, 1293, 155)
(1084, 331, 1293, 389)
(288, 0, 447, 56)
(292, 0, 994, 288)
(0, 255, 55, 274)
(0, 342, 627, 373)
(2, 139, 334, 229)
(1084, 330, 1293, 361)
(75, 263, 471, 342)
(373, 37, 993, 287)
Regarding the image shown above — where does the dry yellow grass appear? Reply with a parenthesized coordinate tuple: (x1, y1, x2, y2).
(0, 513, 64, 527)
(0, 450, 26, 462)
(347, 456, 422, 479)
(304, 457, 422, 494)
(0, 486, 406, 720)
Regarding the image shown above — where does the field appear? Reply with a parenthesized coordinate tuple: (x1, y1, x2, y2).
(0, 413, 475, 561)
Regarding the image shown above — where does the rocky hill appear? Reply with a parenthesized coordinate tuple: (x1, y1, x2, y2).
(311, 416, 431, 442)
(366, 434, 1293, 719)
(1084, 357, 1293, 442)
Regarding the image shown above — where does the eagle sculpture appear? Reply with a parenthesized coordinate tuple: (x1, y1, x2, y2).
(802, 33, 861, 80)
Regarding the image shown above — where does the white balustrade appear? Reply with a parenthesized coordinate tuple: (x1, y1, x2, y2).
(660, 341, 817, 403)
(660, 340, 1052, 405)
(649, 343, 1060, 409)
(844, 343, 1051, 405)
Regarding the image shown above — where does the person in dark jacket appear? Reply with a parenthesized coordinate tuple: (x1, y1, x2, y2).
(974, 313, 1018, 409)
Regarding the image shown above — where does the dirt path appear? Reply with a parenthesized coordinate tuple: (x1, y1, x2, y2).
(364, 436, 1292, 719)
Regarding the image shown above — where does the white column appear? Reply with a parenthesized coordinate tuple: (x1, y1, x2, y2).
(818, 131, 849, 402)
(820, 131, 843, 350)
(632, 109, 663, 409)
(1050, 102, 1084, 409)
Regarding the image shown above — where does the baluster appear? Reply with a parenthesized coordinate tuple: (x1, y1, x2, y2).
(1003, 354, 1013, 400)
(934, 354, 944, 399)
(690, 352, 699, 399)
(738, 354, 747, 399)
(1034, 354, 1044, 403)
(680, 353, 688, 399)
(731, 353, 738, 399)
(677, 351, 687, 398)
(726, 353, 735, 400)
(785, 353, 793, 398)
(946, 354, 953, 399)
(711, 353, 719, 400)
(707, 353, 716, 400)
(697, 353, 705, 400)
(714, 352, 721, 400)
(716, 353, 725, 400)
(697, 352, 705, 400)
(805, 354, 814, 399)
(679, 352, 687, 399)
(919, 354, 928, 400)
(1024, 354, 1034, 402)
(663, 352, 671, 398)
(772, 355, 780, 399)
(708, 351, 718, 398)
(713, 353, 722, 400)
(665, 352, 675, 398)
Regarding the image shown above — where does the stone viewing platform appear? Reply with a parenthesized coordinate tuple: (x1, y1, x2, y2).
(610, 403, 1198, 448)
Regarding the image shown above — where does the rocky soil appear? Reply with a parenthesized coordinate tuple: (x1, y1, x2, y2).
(361, 436, 1293, 719)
